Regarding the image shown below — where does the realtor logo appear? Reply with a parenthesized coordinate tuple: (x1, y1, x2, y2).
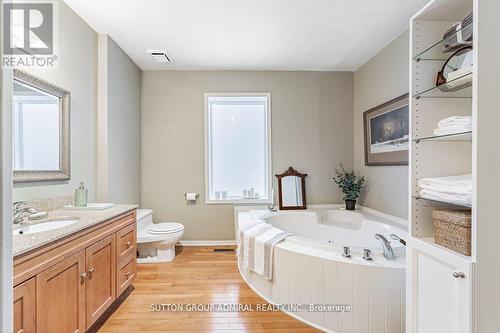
(2, 1, 58, 68)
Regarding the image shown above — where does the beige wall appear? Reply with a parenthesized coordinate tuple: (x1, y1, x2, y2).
(105, 37, 141, 204)
(353, 30, 409, 219)
(13, 0, 98, 202)
(141, 71, 354, 240)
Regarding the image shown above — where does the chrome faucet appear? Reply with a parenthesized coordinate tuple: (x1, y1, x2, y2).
(268, 205, 277, 212)
(13, 201, 39, 224)
(375, 234, 395, 260)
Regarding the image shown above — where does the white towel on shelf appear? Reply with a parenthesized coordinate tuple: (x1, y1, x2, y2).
(434, 115, 472, 136)
(238, 222, 292, 280)
(433, 125, 472, 136)
(438, 116, 472, 128)
(419, 188, 472, 206)
(418, 174, 472, 195)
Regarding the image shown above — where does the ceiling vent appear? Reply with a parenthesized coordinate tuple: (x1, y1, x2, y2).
(146, 50, 173, 63)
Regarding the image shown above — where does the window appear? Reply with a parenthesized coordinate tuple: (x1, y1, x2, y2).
(205, 93, 271, 204)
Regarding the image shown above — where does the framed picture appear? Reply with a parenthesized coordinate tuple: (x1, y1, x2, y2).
(363, 93, 409, 166)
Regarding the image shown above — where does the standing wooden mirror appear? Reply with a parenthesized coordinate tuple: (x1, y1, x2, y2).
(275, 167, 307, 210)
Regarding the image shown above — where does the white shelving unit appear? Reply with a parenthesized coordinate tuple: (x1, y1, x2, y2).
(408, 0, 473, 332)
(407, 0, 500, 332)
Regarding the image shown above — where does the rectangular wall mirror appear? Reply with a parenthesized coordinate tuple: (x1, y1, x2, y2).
(13, 69, 71, 183)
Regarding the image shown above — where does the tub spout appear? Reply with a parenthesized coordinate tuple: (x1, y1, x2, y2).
(375, 234, 395, 260)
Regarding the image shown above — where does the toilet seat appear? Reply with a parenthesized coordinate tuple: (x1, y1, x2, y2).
(146, 222, 184, 235)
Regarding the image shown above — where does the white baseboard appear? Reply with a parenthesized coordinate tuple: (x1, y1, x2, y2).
(178, 240, 236, 246)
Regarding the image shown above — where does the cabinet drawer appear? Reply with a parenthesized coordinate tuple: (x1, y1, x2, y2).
(117, 254, 136, 296)
(116, 223, 136, 263)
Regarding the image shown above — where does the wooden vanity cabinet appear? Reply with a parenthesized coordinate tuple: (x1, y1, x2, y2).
(13, 209, 137, 333)
(13, 277, 36, 333)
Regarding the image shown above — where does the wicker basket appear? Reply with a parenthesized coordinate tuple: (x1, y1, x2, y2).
(432, 208, 471, 256)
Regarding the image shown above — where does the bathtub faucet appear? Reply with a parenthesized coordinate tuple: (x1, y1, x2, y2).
(375, 234, 395, 261)
(268, 205, 277, 212)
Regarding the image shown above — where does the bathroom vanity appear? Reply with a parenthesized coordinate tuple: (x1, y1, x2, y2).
(12, 206, 137, 333)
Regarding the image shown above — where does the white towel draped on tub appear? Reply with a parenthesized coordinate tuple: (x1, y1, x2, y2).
(238, 222, 292, 280)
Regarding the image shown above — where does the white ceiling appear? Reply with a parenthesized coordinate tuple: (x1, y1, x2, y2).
(64, 0, 429, 71)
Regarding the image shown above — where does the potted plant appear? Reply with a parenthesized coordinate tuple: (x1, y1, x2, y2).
(333, 164, 366, 210)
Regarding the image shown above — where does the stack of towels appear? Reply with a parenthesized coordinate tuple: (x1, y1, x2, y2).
(418, 173, 472, 206)
(434, 116, 472, 136)
(238, 222, 292, 280)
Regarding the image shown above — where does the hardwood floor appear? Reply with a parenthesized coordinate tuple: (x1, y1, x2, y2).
(97, 246, 320, 333)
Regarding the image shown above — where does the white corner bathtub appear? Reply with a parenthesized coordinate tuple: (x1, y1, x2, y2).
(236, 205, 407, 333)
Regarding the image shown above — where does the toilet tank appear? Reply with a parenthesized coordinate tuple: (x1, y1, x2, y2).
(136, 209, 153, 231)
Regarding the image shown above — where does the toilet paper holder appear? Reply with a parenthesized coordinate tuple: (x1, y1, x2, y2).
(185, 193, 199, 201)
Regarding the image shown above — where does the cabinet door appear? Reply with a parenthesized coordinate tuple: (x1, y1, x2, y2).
(13, 277, 36, 333)
(407, 240, 472, 333)
(85, 234, 116, 329)
(36, 251, 86, 333)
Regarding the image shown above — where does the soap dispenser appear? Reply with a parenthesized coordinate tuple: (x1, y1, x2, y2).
(75, 182, 88, 207)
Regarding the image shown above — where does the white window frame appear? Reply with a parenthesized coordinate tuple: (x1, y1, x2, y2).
(204, 93, 272, 204)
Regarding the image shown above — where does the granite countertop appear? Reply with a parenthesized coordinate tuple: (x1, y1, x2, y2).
(13, 204, 137, 257)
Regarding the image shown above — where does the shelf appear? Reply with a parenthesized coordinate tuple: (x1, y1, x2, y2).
(413, 195, 472, 208)
(414, 131, 472, 143)
(413, 72, 472, 99)
(414, 236, 473, 262)
(412, 25, 466, 62)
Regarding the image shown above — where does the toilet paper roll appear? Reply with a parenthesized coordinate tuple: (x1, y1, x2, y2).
(185, 192, 198, 201)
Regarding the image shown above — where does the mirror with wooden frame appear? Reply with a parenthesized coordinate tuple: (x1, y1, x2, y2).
(275, 167, 307, 210)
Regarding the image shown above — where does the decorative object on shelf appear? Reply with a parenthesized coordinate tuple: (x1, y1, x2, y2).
(363, 94, 409, 166)
(275, 167, 307, 210)
(436, 46, 473, 91)
(432, 208, 471, 256)
(442, 12, 473, 53)
(333, 164, 365, 211)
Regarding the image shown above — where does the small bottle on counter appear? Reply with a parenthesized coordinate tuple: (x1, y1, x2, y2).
(75, 181, 88, 207)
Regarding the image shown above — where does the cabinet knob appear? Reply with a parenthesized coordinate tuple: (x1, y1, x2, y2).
(125, 271, 130, 278)
(80, 272, 87, 282)
(88, 267, 95, 276)
(452, 271, 465, 279)
(126, 241, 131, 248)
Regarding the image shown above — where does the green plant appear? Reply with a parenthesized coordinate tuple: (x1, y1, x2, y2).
(333, 164, 366, 201)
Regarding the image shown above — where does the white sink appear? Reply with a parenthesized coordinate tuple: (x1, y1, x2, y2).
(13, 219, 80, 236)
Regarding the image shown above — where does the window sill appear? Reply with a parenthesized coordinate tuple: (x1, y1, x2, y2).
(205, 198, 271, 205)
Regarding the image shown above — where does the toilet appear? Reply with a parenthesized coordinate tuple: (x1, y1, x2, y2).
(136, 209, 184, 263)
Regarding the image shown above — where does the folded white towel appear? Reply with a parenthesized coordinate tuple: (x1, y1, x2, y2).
(238, 222, 292, 280)
(433, 126, 472, 136)
(419, 188, 472, 206)
(438, 116, 472, 128)
(418, 174, 472, 195)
